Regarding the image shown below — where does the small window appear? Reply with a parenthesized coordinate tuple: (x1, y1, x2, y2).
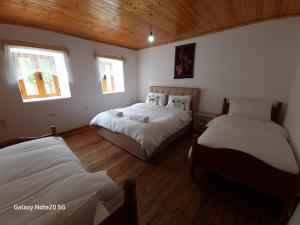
(97, 57, 125, 94)
(9, 47, 71, 102)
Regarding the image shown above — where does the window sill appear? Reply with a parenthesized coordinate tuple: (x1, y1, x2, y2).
(102, 90, 125, 95)
(22, 96, 71, 103)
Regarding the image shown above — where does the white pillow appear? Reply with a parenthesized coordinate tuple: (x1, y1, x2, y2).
(167, 95, 192, 111)
(228, 99, 272, 121)
(145, 92, 167, 106)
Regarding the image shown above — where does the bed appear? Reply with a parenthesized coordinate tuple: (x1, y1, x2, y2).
(0, 127, 137, 225)
(91, 86, 201, 161)
(190, 98, 300, 225)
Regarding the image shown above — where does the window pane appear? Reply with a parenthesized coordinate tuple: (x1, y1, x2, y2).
(18, 57, 39, 96)
(10, 47, 71, 102)
(101, 62, 115, 92)
(99, 57, 125, 94)
(38, 58, 52, 72)
(23, 73, 39, 96)
(42, 73, 58, 95)
(19, 57, 34, 76)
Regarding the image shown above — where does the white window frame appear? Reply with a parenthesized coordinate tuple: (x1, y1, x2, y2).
(95, 54, 126, 95)
(5, 45, 72, 103)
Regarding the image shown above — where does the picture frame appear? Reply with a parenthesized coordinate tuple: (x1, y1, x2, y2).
(174, 43, 195, 79)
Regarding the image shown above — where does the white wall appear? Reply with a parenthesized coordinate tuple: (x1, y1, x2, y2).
(284, 62, 300, 163)
(0, 24, 138, 142)
(137, 18, 300, 113)
(284, 61, 300, 225)
(2, 18, 300, 143)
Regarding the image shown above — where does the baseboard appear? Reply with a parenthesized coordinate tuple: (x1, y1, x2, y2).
(58, 125, 90, 136)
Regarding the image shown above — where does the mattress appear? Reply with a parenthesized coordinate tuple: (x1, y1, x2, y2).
(90, 103, 192, 156)
(0, 137, 118, 225)
(198, 115, 299, 174)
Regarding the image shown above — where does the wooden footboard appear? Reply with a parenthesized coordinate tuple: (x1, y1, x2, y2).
(100, 179, 138, 225)
(190, 135, 300, 225)
(0, 126, 57, 148)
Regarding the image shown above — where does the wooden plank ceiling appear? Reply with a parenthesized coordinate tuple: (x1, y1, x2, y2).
(0, 0, 300, 50)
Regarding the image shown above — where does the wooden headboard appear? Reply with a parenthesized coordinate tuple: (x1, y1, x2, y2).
(221, 98, 282, 124)
(149, 86, 201, 112)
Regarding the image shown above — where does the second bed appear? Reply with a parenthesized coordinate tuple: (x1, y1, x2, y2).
(91, 86, 200, 161)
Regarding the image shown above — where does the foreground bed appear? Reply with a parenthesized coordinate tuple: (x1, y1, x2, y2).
(0, 127, 137, 225)
(190, 99, 300, 225)
(91, 86, 200, 161)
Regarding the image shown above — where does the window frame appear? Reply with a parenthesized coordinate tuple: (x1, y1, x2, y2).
(95, 53, 126, 95)
(18, 72, 61, 99)
(4, 42, 71, 102)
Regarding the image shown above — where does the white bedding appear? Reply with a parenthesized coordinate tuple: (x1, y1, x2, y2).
(0, 137, 118, 225)
(198, 115, 299, 174)
(90, 103, 192, 156)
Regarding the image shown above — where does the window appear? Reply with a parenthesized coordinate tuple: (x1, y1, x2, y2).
(97, 57, 125, 94)
(8, 46, 71, 102)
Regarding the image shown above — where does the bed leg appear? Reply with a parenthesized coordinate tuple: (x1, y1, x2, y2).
(190, 134, 199, 179)
(123, 179, 138, 225)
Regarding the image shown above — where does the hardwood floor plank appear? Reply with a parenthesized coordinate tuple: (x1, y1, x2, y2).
(62, 127, 281, 225)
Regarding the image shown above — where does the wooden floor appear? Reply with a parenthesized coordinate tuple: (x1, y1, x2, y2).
(62, 126, 282, 225)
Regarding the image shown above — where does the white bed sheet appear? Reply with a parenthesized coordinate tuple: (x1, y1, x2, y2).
(0, 137, 118, 225)
(198, 115, 299, 174)
(90, 103, 192, 156)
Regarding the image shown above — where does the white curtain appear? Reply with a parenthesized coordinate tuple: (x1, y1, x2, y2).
(12, 52, 56, 79)
(4, 45, 18, 84)
(3, 45, 73, 84)
(97, 58, 108, 82)
(62, 51, 73, 83)
(96, 57, 125, 93)
(96, 58, 102, 82)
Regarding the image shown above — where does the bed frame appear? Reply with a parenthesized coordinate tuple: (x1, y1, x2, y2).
(97, 86, 201, 161)
(190, 98, 300, 225)
(0, 126, 138, 225)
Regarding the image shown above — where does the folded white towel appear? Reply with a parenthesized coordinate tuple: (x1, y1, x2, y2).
(108, 110, 123, 117)
(129, 115, 150, 123)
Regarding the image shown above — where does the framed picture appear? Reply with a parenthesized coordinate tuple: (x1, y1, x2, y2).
(174, 43, 195, 79)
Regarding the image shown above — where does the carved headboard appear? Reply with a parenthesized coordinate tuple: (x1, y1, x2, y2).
(149, 86, 201, 112)
(221, 98, 282, 124)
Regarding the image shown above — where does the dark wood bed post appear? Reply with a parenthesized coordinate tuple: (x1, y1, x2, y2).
(100, 178, 138, 225)
(221, 98, 229, 115)
(190, 134, 199, 179)
(51, 126, 57, 136)
(0, 126, 58, 148)
(272, 102, 283, 124)
(123, 179, 138, 225)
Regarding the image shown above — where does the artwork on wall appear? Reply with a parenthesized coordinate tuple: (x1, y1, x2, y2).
(174, 43, 195, 79)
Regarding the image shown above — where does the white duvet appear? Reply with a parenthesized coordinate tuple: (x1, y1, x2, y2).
(90, 103, 192, 156)
(0, 137, 118, 225)
(198, 115, 299, 174)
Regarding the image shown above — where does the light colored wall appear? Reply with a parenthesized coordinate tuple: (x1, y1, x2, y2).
(284, 62, 300, 163)
(137, 18, 300, 113)
(2, 18, 300, 143)
(284, 62, 300, 225)
(0, 24, 137, 142)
